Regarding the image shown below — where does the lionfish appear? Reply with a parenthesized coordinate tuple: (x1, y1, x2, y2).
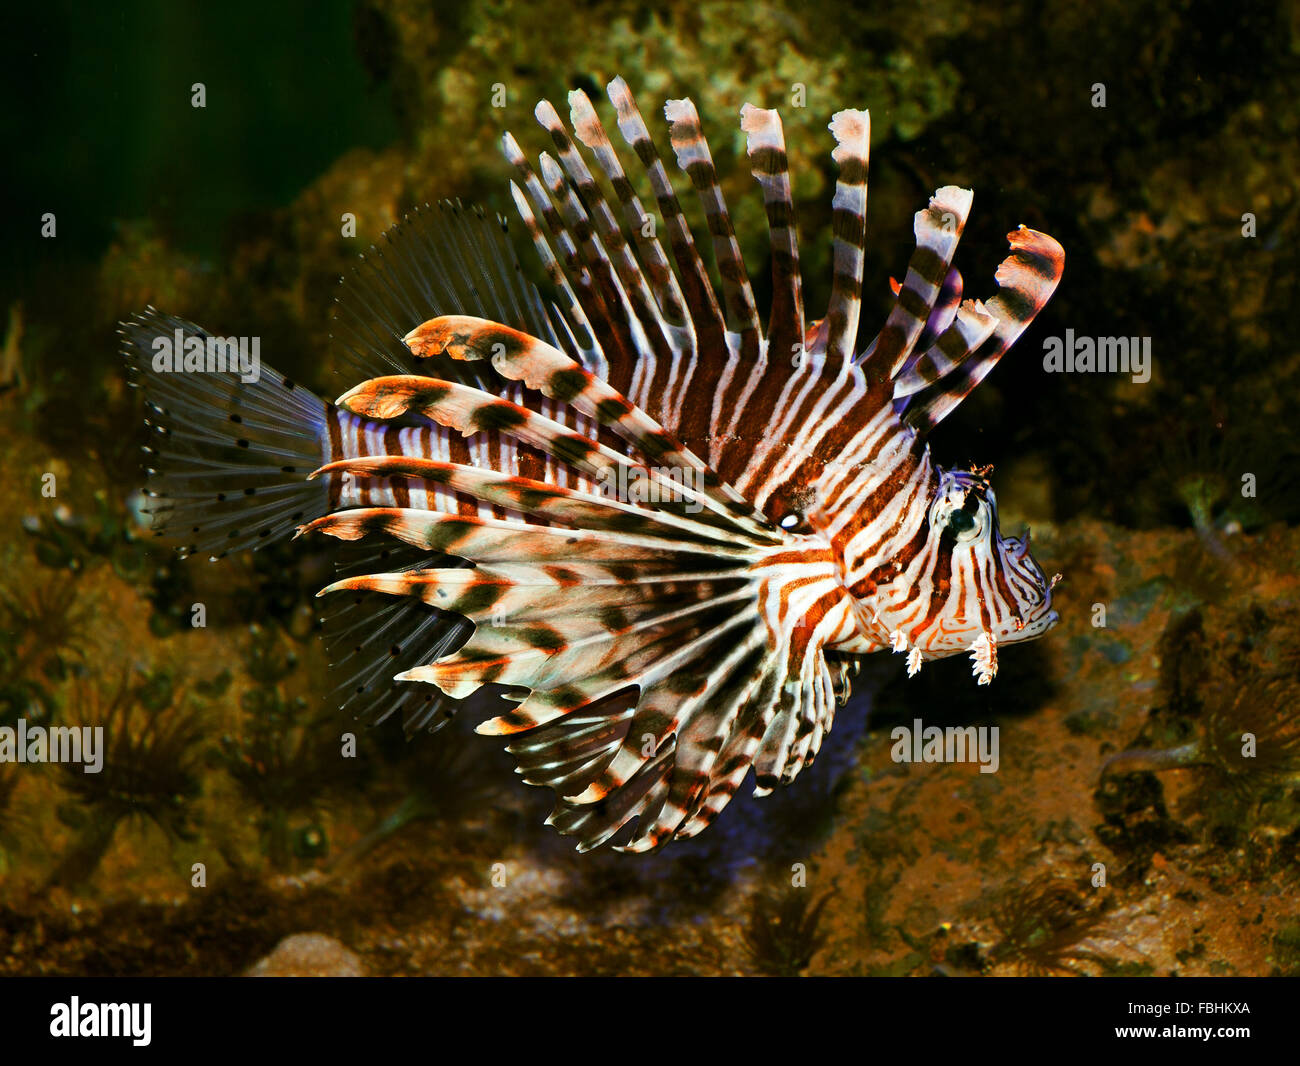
(121, 78, 1063, 852)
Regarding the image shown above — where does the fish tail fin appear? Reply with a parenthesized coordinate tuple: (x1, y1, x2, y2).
(120, 308, 332, 560)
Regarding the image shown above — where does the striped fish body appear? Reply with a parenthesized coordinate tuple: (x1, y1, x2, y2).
(122, 78, 1063, 852)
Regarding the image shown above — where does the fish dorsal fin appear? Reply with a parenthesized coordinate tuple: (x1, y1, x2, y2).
(664, 96, 763, 351)
(891, 298, 998, 399)
(503, 83, 879, 514)
(822, 109, 871, 364)
(499, 83, 1064, 528)
(859, 185, 973, 384)
(902, 226, 1064, 432)
(330, 200, 579, 391)
(506, 79, 728, 446)
(740, 103, 804, 363)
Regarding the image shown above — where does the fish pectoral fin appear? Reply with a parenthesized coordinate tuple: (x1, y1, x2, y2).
(537, 550, 857, 853)
(320, 539, 490, 736)
(327, 531, 853, 852)
(391, 313, 765, 523)
(333, 371, 771, 538)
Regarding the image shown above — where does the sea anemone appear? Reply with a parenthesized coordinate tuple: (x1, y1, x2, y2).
(1143, 407, 1300, 561)
(988, 875, 1108, 976)
(216, 689, 341, 870)
(742, 884, 832, 976)
(46, 669, 205, 891)
(0, 569, 91, 682)
(1102, 610, 1300, 801)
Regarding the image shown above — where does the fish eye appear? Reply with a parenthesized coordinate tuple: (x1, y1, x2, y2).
(947, 510, 977, 536)
(930, 490, 986, 544)
(779, 511, 808, 533)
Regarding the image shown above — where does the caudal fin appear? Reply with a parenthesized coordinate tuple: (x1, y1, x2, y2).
(120, 308, 332, 560)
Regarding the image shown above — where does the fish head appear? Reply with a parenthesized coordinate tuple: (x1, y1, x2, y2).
(916, 467, 1059, 653)
(840, 465, 1059, 670)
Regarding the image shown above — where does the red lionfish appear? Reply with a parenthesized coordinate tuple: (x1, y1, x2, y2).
(121, 78, 1063, 852)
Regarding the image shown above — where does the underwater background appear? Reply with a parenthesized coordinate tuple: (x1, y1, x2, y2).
(2, 0, 1298, 976)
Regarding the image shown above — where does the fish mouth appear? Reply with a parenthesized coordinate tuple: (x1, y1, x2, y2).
(1019, 606, 1059, 639)
(997, 530, 1059, 632)
(997, 543, 1059, 643)
(989, 604, 1057, 646)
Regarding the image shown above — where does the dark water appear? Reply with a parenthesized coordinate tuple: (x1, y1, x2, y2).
(1, 0, 1297, 979)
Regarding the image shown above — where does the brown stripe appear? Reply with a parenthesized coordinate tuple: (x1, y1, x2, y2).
(385, 425, 410, 508)
(354, 418, 371, 507)
(447, 430, 477, 516)
(917, 540, 955, 634)
(326, 410, 344, 510)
